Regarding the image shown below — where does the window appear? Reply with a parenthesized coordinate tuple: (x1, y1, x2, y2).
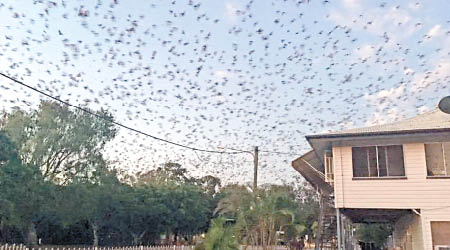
(432, 222, 450, 249)
(352, 145, 405, 178)
(425, 142, 450, 176)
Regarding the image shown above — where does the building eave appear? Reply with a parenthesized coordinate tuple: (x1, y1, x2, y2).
(306, 128, 450, 140)
(292, 150, 333, 195)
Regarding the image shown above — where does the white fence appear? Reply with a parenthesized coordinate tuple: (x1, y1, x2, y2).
(0, 245, 194, 250)
(242, 247, 288, 250)
(0, 245, 292, 250)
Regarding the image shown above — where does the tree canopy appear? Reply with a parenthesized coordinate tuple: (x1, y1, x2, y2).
(0, 101, 320, 248)
(2, 101, 117, 183)
(0, 102, 219, 246)
(204, 184, 319, 250)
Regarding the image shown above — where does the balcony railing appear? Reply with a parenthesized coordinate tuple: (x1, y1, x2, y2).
(324, 151, 334, 186)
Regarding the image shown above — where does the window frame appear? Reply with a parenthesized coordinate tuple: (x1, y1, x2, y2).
(351, 144, 406, 179)
(425, 142, 450, 178)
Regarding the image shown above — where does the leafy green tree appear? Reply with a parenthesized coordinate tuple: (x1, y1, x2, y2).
(173, 185, 213, 239)
(199, 175, 222, 196)
(0, 101, 117, 246)
(2, 101, 117, 183)
(122, 185, 167, 245)
(0, 132, 16, 164)
(134, 163, 217, 244)
(215, 184, 253, 217)
(59, 170, 126, 246)
(211, 185, 310, 249)
(204, 217, 238, 250)
(153, 184, 213, 243)
(136, 162, 192, 185)
(0, 133, 18, 242)
(0, 158, 54, 247)
(356, 223, 394, 249)
(291, 184, 319, 241)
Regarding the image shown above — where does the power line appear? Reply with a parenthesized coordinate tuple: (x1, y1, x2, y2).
(221, 147, 299, 156)
(1, 72, 301, 156)
(0, 72, 246, 155)
(260, 150, 299, 156)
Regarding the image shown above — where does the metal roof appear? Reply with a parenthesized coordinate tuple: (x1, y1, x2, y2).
(307, 108, 450, 139)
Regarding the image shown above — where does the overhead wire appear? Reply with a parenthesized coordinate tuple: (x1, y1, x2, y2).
(260, 150, 299, 156)
(0, 72, 301, 156)
(0, 72, 246, 155)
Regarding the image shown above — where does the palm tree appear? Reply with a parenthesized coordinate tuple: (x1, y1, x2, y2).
(213, 185, 306, 250)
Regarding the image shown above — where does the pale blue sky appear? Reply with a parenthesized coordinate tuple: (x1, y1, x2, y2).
(0, 0, 449, 184)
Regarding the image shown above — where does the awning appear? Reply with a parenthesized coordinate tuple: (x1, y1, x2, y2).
(292, 150, 333, 195)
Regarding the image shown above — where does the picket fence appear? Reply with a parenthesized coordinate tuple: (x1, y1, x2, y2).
(0, 245, 291, 250)
(243, 247, 288, 250)
(0, 245, 195, 250)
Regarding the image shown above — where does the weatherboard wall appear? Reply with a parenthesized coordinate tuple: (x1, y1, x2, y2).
(332, 143, 450, 250)
(393, 214, 424, 250)
(332, 143, 450, 209)
(421, 207, 450, 250)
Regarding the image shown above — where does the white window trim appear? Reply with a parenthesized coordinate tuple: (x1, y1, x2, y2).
(352, 145, 405, 178)
(425, 142, 450, 177)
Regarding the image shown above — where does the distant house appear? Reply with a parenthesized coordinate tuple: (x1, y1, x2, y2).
(292, 106, 450, 250)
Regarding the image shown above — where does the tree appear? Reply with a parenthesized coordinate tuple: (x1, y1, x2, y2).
(121, 185, 167, 245)
(171, 184, 213, 239)
(0, 101, 117, 246)
(211, 185, 308, 250)
(204, 217, 238, 250)
(290, 183, 319, 241)
(199, 175, 222, 196)
(136, 162, 192, 185)
(0, 132, 16, 165)
(59, 170, 126, 246)
(356, 223, 394, 250)
(0, 131, 54, 247)
(214, 184, 253, 216)
(0, 133, 18, 242)
(0, 157, 54, 247)
(2, 101, 117, 183)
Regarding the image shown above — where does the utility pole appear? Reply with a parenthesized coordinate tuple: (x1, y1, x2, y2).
(253, 146, 259, 191)
(218, 146, 259, 191)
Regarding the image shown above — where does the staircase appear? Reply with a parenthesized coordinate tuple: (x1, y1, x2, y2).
(317, 194, 337, 250)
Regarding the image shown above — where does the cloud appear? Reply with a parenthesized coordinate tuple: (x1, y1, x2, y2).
(224, 2, 241, 22)
(408, 2, 421, 11)
(417, 105, 431, 114)
(214, 70, 229, 78)
(329, 3, 416, 42)
(363, 86, 406, 125)
(342, 0, 361, 11)
(411, 60, 450, 92)
(365, 108, 403, 126)
(426, 24, 442, 39)
(364, 85, 406, 104)
(403, 67, 414, 75)
(355, 45, 375, 59)
(363, 58, 450, 126)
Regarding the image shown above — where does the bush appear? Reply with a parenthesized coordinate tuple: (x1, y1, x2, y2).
(204, 218, 238, 250)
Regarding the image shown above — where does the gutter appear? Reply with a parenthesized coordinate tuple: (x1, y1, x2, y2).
(306, 128, 450, 140)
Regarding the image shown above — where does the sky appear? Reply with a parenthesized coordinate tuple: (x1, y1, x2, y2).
(0, 0, 449, 185)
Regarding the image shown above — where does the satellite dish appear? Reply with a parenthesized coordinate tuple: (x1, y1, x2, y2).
(438, 96, 450, 114)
